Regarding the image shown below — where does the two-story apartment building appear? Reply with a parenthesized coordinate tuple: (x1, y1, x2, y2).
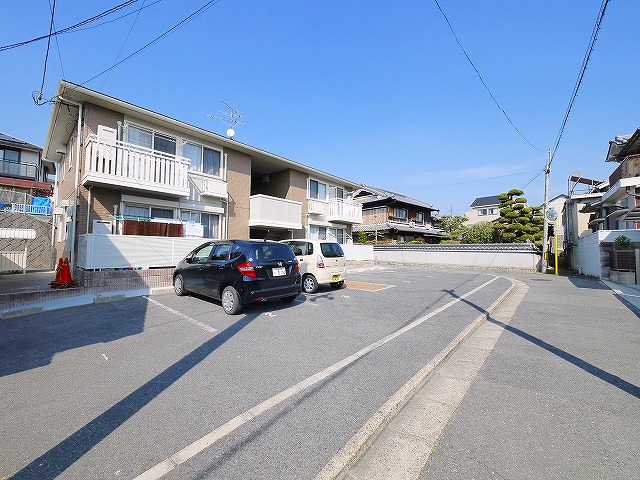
(43, 80, 362, 269)
(351, 185, 443, 243)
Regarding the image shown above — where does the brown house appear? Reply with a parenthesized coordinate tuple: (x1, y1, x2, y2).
(351, 185, 443, 243)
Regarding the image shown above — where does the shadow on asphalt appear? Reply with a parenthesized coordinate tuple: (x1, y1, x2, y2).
(0, 298, 147, 377)
(443, 286, 640, 401)
(9, 309, 262, 480)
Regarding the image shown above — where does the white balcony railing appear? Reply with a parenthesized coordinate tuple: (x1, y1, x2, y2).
(83, 135, 190, 197)
(307, 198, 362, 224)
(188, 171, 227, 199)
(249, 194, 303, 230)
(327, 198, 362, 224)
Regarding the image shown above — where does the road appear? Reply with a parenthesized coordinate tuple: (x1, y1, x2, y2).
(1, 267, 510, 479)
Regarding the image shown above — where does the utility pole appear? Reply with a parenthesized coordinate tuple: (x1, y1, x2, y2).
(541, 148, 551, 273)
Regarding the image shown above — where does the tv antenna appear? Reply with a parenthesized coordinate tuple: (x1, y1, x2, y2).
(205, 100, 245, 139)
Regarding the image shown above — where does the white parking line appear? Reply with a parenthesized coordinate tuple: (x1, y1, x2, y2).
(145, 297, 218, 334)
(133, 276, 500, 480)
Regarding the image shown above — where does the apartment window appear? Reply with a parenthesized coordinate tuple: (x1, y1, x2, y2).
(127, 125, 176, 155)
(181, 211, 220, 238)
(123, 205, 174, 220)
(151, 207, 173, 219)
(67, 135, 75, 171)
(309, 179, 327, 200)
(330, 186, 345, 199)
(183, 142, 221, 176)
(416, 212, 424, 224)
(309, 225, 327, 240)
(330, 227, 346, 244)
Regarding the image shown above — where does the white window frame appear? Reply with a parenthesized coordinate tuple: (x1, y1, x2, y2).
(183, 141, 223, 178)
(309, 178, 328, 201)
(180, 210, 221, 239)
(125, 122, 176, 155)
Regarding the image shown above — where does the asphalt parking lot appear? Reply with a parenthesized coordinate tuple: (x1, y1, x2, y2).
(2, 266, 639, 480)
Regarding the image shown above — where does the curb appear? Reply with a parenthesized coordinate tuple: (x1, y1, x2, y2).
(0, 286, 175, 320)
(314, 277, 518, 480)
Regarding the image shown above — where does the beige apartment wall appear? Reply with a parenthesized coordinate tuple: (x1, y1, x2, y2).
(83, 103, 124, 138)
(226, 148, 251, 239)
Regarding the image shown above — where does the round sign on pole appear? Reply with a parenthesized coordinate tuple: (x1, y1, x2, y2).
(546, 208, 557, 221)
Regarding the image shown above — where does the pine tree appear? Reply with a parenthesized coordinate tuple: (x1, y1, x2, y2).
(495, 189, 544, 245)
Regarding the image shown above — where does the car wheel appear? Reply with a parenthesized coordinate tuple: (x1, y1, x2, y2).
(174, 274, 187, 296)
(330, 281, 344, 289)
(280, 294, 298, 303)
(302, 274, 318, 294)
(221, 286, 242, 315)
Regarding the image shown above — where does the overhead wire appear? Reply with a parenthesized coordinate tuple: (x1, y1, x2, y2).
(1, 0, 141, 52)
(50, 0, 66, 81)
(77, 0, 222, 87)
(35, 0, 57, 103)
(549, 0, 610, 166)
(433, 0, 544, 153)
(99, 0, 147, 90)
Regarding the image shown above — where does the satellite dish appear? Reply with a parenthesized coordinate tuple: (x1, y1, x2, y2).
(226, 127, 235, 138)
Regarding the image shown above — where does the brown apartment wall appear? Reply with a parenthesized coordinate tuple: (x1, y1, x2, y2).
(226, 148, 251, 239)
(75, 104, 125, 239)
(55, 103, 124, 260)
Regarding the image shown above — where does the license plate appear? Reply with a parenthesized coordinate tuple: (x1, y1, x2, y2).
(332, 275, 340, 282)
(272, 267, 286, 277)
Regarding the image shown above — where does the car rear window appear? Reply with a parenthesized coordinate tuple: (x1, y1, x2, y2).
(285, 241, 313, 255)
(320, 243, 344, 258)
(253, 243, 296, 262)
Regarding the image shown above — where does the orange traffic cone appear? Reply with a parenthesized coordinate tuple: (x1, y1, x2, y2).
(50, 258, 64, 288)
(51, 257, 77, 288)
(60, 258, 72, 284)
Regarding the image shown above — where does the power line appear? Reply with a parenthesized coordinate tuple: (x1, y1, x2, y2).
(77, 0, 222, 87)
(35, 0, 57, 104)
(100, 0, 147, 90)
(433, 0, 544, 153)
(1, 0, 141, 52)
(549, 0, 610, 166)
(403, 168, 540, 191)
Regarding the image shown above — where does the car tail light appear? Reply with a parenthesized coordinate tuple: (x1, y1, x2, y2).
(237, 261, 257, 278)
(317, 254, 325, 269)
(295, 260, 300, 273)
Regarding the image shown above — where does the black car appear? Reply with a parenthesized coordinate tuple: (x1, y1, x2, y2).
(173, 240, 301, 314)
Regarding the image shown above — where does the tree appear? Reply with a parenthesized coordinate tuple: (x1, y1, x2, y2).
(437, 214, 469, 243)
(356, 230, 369, 244)
(494, 189, 544, 246)
(462, 221, 498, 244)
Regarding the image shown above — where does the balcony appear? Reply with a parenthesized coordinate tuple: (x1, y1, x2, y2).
(83, 135, 190, 197)
(327, 198, 362, 224)
(249, 194, 303, 230)
(188, 171, 227, 199)
(0, 160, 37, 180)
(609, 154, 640, 186)
(308, 198, 362, 224)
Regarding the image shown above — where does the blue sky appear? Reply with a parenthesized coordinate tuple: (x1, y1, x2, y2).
(2, 1, 639, 215)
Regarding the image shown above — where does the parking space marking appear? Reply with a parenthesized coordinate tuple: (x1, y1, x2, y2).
(145, 297, 218, 334)
(346, 281, 394, 292)
(133, 275, 500, 480)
